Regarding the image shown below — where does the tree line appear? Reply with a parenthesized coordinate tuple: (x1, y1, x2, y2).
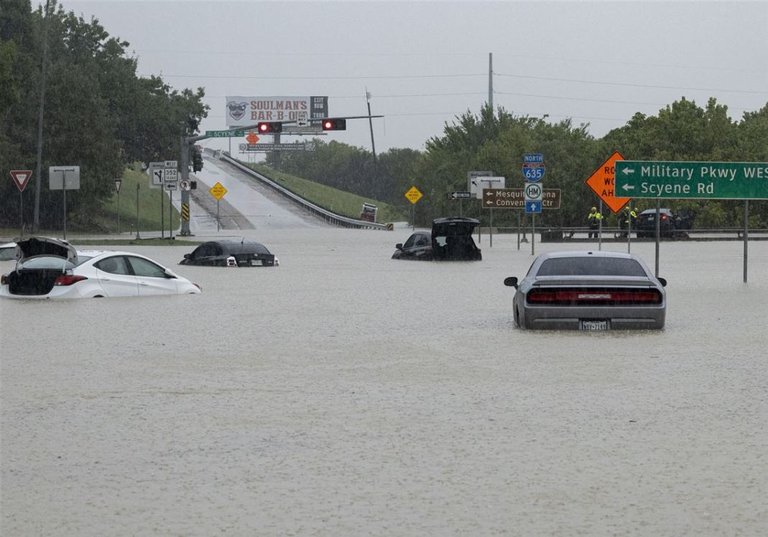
(2, 0, 766, 232)
(0, 0, 206, 231)
(269, 99, 768, 228)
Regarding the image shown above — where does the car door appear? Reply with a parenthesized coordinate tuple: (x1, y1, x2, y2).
(126, 255, 179, 295)
(94, 255, 140, 296)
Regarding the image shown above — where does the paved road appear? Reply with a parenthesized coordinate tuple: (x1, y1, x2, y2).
(182, 156, 324, 233)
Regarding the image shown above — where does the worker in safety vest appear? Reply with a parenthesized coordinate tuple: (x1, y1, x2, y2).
(587, 206, 603, 238)
(619, 206, 637, 237)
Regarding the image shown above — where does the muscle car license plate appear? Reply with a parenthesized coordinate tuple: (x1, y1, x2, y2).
(580, 319, 610, 331)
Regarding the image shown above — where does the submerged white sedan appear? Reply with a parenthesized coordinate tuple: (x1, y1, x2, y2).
(504, 250, 667, 330)
(0, 237, 201, 299)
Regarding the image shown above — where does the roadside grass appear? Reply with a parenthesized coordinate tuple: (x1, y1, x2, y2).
(2, 163, 405, 242)
(99, 165, 180, 235)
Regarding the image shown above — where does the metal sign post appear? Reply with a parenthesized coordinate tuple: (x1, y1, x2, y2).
(404, 186, 423, 230)
(135, 183, 141, 239)
(114, 178, 122, 234)
(49, 166, 80, 240)
(10, 170, 33, 238)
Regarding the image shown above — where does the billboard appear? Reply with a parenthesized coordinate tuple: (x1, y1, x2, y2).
(225, 96, 328, 127)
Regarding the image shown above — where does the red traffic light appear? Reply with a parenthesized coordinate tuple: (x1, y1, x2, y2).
(321, 118, 346, 131)
(256, 122, 282, 134)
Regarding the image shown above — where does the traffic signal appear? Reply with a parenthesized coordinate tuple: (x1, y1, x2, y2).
(191, 146, 204, 172)
(321, 118, 347, 131)
(186, 114, 199, 134)
(256, 121, 282, 134)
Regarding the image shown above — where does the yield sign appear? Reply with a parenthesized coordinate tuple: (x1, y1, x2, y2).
(10, 170, 33, 192)
(585, 151, 630, 213)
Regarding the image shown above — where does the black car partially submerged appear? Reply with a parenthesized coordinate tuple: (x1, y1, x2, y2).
(392, 217, 482, 261)
(635, 208, 693, 239)
(180, 240, 278, 267)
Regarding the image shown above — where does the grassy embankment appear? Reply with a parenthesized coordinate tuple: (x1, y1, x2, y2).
(248, 163, 407, 224)
(1, 163, 406, 243)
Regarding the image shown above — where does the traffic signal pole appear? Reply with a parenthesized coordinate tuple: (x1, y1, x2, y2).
(179, 135, 192, 236)
(178, 122, 268, 236)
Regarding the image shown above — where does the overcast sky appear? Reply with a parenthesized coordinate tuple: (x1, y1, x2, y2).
(57, 1, 767, 154)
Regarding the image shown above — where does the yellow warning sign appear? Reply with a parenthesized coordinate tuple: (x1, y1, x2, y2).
(405, 186, 423, 205)
(209, 181, 228, 200)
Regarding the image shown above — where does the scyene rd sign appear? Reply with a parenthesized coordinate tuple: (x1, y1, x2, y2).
(615, 161, 768, 199)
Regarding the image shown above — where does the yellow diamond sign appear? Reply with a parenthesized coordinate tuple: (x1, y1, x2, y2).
(405, 186, 423, 204)
(209, 181, 228, 200)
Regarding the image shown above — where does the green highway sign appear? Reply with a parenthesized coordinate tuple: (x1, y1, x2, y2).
(205, 129, 246, 138)
(615, 160, 768, 199)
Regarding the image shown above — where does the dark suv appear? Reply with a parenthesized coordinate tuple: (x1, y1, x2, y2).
(392, 217, 482, 261)
(635, 208, 693, 238)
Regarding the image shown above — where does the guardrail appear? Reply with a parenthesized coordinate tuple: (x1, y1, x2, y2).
(493, 226, 768, 242)
(209, 150, 390, 231)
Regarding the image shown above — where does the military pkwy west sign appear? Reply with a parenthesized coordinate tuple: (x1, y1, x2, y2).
(615, 161, 768, 199)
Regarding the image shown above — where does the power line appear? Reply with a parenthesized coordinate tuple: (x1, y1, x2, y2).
(494, 72, 766, 95)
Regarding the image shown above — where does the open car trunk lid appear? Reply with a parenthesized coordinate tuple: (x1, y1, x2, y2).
(15, 237, 78, 263)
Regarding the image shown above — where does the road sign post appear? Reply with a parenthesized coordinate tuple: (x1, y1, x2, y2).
(209, 181, 228, 232)
(49, 166, 80, 240)
(10, 170, 33, 237)
(405, 186, 423, 230)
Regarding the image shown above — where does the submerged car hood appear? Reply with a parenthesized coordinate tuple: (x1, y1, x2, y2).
(15, 237, 78, 262)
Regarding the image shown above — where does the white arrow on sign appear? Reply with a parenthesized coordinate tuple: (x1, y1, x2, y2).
(621, 168, 635, 175)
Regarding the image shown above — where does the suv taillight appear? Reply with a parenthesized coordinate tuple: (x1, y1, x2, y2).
(54, 274, 87, 286)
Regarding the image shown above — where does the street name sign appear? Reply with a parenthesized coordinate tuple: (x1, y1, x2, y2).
(483, 188, 561, 209)
(205, 129, 245, 138)
(469, 175, 505, 199)
(585, 151, 630, 213)
(449, 191, 473, 200)
(240, 143, 315, 152)
(615, 160, 768, 199)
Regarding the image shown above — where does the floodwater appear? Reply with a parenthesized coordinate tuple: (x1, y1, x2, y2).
(2, 158, 768, 535)
(2, 228, 767, 536)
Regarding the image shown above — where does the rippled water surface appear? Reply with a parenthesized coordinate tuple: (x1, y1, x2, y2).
(2, 229, 767, 536)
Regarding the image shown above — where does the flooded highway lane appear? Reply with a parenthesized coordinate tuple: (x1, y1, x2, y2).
(1, 230, 767, 536)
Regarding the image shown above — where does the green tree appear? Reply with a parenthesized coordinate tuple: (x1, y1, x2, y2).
(0, 1, 208, 230)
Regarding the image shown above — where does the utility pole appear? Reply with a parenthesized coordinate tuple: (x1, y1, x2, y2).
(366, 90, 377, 162)
(33, 0, 51, 232)
(488, 52, 493, 111)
